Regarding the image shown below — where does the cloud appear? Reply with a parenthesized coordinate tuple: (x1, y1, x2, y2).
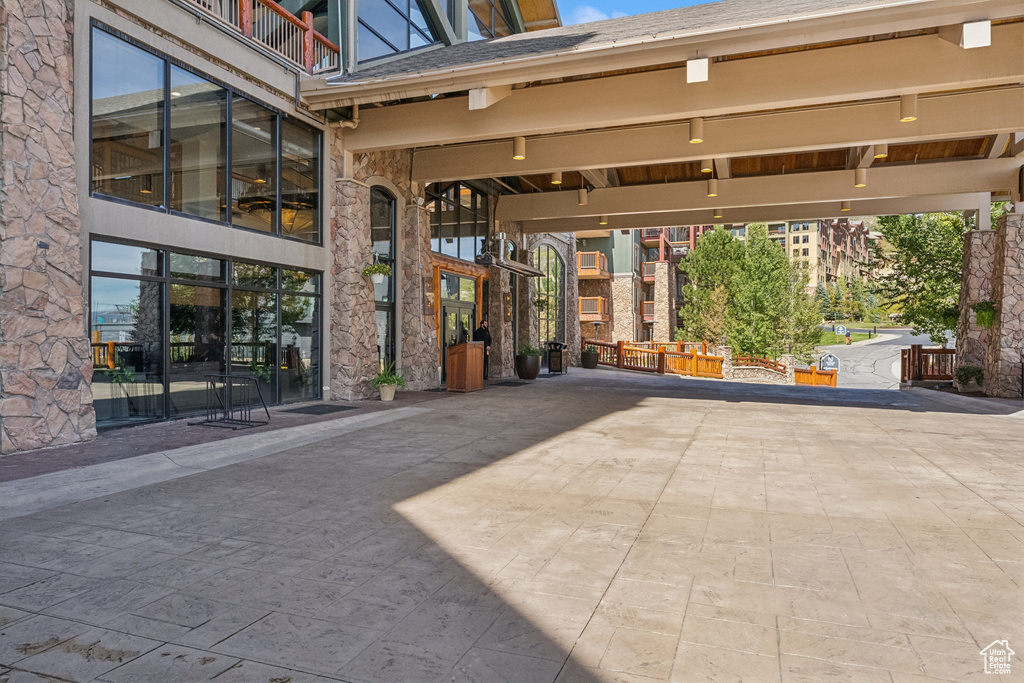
(566, 5, 629, 25)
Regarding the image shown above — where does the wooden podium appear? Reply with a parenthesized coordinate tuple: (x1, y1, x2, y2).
(446, 342, 484, 392)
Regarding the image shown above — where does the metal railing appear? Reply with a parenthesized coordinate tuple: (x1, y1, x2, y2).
(180, 0, 339, 74)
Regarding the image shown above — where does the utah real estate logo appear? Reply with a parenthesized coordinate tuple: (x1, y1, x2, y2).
(980, 640, 1014, 675)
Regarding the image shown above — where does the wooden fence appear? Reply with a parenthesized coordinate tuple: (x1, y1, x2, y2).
(734, 355, 787, 373)
(582, 340, 724, 379)
(794, 366, 838, 387)
(900, 345, 955, 382)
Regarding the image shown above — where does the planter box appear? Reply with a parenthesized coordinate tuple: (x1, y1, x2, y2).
(379, 384, 397, 401)
(515, 355, 541, 380)
(580, 351, 599, 369)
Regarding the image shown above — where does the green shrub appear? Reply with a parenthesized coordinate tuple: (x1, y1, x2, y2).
(971, 301, 997, 329)
(372, 362, 405, 388)
(584, 345, 598, 353)
(955, 365, 984, 387)
(517, 344, 544, 357)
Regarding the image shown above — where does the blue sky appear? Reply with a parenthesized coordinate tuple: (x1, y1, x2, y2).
(556, 0, 715, 25)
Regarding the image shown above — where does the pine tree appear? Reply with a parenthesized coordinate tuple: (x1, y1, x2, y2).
(676, 228, 744, 342)
(815, 283, 831, 320)
(728, 223, 789, 356)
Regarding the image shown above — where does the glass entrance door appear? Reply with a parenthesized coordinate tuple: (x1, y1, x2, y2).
(441, 301, 476, 381)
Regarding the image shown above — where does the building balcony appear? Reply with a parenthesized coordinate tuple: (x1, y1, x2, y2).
(642, 300, 655, 321)
(577, 251, 610, 279)
(579, 296, 610, 322)
(642, 261, 658, 282)
(180, 0, 339, 75)
(640, 228, 663, 246)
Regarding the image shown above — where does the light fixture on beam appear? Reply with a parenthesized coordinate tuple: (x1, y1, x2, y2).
(873, 143, 889, 159)
(700, 159, 713, 173)
(854, 168, 867, 188)
(139, 175, 153, 194)
(713, 208, 723, 219)
(512, 136, 526, 160)
(841, 201, 852, 212)
(599, 215, 608, 225)
(686, 57, 709, 83)
(578, 188, 588, 206)
(689, 117, 704, 144)
(900, 94, 918, 122)
(550, 171, 562, 185)
(707, 178, 718, 197)
(961, 20, 991, 49)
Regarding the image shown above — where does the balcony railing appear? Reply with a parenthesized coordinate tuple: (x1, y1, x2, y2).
(182, 0, 339, 74)
(579, 296, 610, 322)
(642, 301, 655, 320)
(640, 228, 662, 244)
(577, 251, 609, 279)
(642, 262, 658, 280)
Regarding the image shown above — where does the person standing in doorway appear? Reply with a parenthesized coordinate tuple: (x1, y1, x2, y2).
(473, 319, 492, 380)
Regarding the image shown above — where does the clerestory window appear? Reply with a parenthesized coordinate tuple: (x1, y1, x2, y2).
(358, 0, 440, 62)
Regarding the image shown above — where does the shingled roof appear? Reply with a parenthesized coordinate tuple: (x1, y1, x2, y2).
(327, 0, 899, 84)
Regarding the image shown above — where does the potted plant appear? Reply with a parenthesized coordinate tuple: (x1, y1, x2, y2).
(971, 301, 997, 329)
(372, 362, 405, 401)
(955, 365, 984, 393)
(581, 344, 600, 369)
(515, 344, 544, 380)
(533, 297, 549, 312)
(362, 262, 392, 285)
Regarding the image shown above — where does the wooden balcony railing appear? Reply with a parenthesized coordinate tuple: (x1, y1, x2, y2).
(181, 0, 339, 74)
(642, 262, 658, 280)
(642, 301, 655, 319)
(581, 339, 724, 379)
(579, 296, 610, 321)
(900, 345, 955, 382)
(794, 366, 838, 387)
(577, 251, 609, 278)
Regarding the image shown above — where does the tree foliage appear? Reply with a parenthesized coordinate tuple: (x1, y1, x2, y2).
(872, 212, 969, 344)
(676, 227, 744, 343)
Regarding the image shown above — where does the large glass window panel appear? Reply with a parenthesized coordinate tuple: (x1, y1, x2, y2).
(533, 244, 565, 346)
(358, 0, 439, 61)
(170, 252, 225, 282)
(232, 261, 276, 289)
(375, 309, 394, 369)
(91, 241, 162, 277)
(169, 284, 226, 416)
(91, 29, 165, 206)
(231, 289, 277, 402)
(280, 118, 320, 243)
(360, 0, 409, 52)
(231, 97, 277, 233)
(169, 66, 227, 221)
(440, 201, 459, 258)
(357, 23, 394, 61)
(90, 276, 165, 425)
(282, 269, 319, 293)
(280, 294, 320, 402)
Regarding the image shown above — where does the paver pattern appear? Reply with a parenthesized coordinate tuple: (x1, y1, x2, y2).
(1, 371, 1022, 682)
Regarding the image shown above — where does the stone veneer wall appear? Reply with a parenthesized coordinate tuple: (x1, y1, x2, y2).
(983, 213, 1024, 398)
(956, 230, 996, 370)
(609, 274, 637, 342)
(578, 278, 611, 342)
(520, 234, 580, 366)
(653, 261, 672, 342)
(1, 0, 97, 454)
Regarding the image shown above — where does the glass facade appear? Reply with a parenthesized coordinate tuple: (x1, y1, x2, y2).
(533, 244, 565, 345)
(90, 239, 321, 427)
(427, 182, 489, 262)
(371, 188, 396, 369)
(469, 0, 513, 40)
(358, 0, 440, 62)
(91, 25, 322, 244)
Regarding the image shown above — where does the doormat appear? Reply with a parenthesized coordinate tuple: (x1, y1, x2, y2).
(282, 404, 357, 416)
(539, 373, 565, 378)
(492, 381, 528, 387)
(423, 387, 446, 392)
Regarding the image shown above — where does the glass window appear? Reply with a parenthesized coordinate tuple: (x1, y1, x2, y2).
(533, 244, 565, 346)
(91, 28, 165, 206)
(232, 261, 277, 289)
(280, 118, 320, 243)
(169, 66, 226, 221)
(169, 284, 227, 417)
(170, 252, 225, 282)
(91, 241, 162, 276)
(282, 269, 320, 294)
(90, 276, 165, 425)
(468, 0, 513, 40)
(281, 294, 320, 402)
(428, 182, 490, 262)
(231, 96, 277, 234)
(358, 0, 439, 62)
(371, 187, 396, 369)
(231, 289, 277, 401)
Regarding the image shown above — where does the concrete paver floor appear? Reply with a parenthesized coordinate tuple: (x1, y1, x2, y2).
(1, 370, 1023, 682)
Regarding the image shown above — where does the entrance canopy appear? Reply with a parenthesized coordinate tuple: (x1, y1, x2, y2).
(303, 0, 1024, 232)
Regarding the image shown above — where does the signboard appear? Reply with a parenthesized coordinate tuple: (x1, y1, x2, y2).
(819, 353, 841, 372)
(835, 325, 847, 335)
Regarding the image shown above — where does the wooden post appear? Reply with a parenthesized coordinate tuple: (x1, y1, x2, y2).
(657, 348, 666, 374)
(910, 344, 922, 381)
(616, 340, 625, 369)
(811, 365, 818, 385)
(702, 340, 707, 355)
(239, 0, 253, 37)
(106, 341, 115, 369)
(302, 11, 315, 74)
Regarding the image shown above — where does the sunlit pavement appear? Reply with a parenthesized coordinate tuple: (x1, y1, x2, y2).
(2, 370, 1022, 682)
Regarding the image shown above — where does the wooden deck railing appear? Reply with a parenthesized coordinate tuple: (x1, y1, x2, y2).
(577, 251, 609, 275)
(582, 339, 724, 379)
(642, 301, 655, 319)
(91, 342, 145, 369)
(579, 296, 610, 321)
(734, 355, 787, 373)
(182, 0, 339, 74)
(901, 345, 955, 382)
(794, 366, 838, 387)
(642, 262, 658, 279)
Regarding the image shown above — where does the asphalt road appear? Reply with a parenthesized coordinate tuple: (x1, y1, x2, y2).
(817, 328, 947, 390)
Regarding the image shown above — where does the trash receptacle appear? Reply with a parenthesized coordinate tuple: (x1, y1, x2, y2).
(547, 341, 568, 374)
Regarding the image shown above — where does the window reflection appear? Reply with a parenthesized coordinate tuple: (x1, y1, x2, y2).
(358, 0, 439, 62)
(169, 284, 227, 417)
(533, 244, 565, 345)
(281, 294, 319, 402)
(170, 66, 226, 221)
(231, 97, 277, 233)
(371, 188, 396, 368)
(428, 182, 490, 262)
(280, 118, 320, 243)
(231, 289, 277, 401)
(170, 252, 225, 282)
(468, 0, 513, 40)
(91, 241, 161, 276)
(91, 28, 165, 206)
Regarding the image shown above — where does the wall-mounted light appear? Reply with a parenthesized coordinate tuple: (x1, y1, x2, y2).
(578, 188, 588, 206)
(707, 178, 718, 197)
(854, 168, 867, 188)
(599, 215, 608, 225)
(550, 171, 562, 185)
(700, 159, 713, 173)
(873, 143, 888, 159)
(900, 94, 918, 122)
(841, 201, 851, 212)
(713, 208, 723, 219)
(255, 163, 268, 184)
(139, 175, 153, 194)
(512, 136, 526, 160)
(689, 117, 704, 144)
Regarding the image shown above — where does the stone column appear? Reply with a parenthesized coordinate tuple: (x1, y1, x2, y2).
(609, 274, 635, 343)
(956, 230, 996, 371)
(716, 345, 734, 379)
(653, 261, 672, 342)
(328, 144, 379, 399)
(399, 201, 438, 390)
(984, 213, 1024, 398)
(1, 0, 97, 454)
(563, 237, 581, 366)
(781, 354, 796, 384)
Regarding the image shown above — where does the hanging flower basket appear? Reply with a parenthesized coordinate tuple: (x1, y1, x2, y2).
(971, 301, 997, 329)
(362, 263, 391, 285)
